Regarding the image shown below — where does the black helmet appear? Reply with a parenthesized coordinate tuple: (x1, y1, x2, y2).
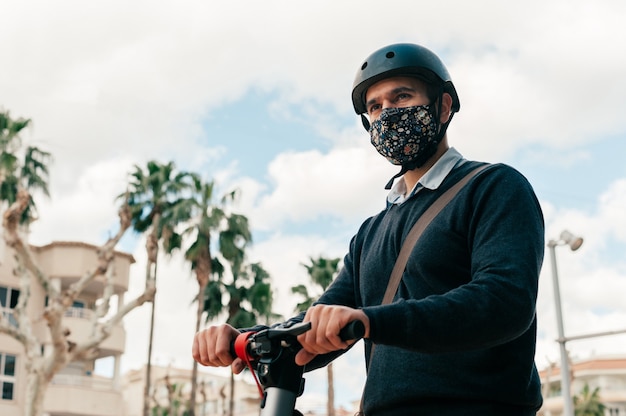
(351, 43, 460, 115)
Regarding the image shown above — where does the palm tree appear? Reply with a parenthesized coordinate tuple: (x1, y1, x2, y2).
(0, 111, 52, 224)
(181, 178, 277, 416)
(291, 256, 341, 416)
(222, 260, 274, 416)
(574, 383, 606, 416)
(182, 181, 249, 416)
(225, 261, 274, 328)
(122, 160, 197, 416)
(204, 228, 276, 416)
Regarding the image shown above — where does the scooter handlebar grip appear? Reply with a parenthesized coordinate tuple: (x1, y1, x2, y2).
(232, 331, 256, 360)
(339, 320, 365, 341)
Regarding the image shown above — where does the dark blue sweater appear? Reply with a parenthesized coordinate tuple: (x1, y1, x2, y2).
(310, 161, 545, 415)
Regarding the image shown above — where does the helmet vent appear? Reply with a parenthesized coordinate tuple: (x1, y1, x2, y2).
(361, 62, 368, 70)
(385, 51, 395, 59)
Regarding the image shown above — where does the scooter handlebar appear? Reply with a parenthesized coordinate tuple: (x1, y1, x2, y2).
(339, 319, 365, 342)
(232, 319, 365, 361)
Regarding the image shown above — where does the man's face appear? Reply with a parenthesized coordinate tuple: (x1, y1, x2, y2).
(364, 76, 430, 122)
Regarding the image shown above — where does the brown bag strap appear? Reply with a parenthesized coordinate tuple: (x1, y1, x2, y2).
(381, 164, 489, 305)
(357, 164, 489, 416)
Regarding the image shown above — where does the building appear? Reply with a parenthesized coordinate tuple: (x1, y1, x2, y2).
(1, 239, 263, 416)
(122, 364, 261, 416)
(538, 355, 626, 415)
(0, 240, 133, 416)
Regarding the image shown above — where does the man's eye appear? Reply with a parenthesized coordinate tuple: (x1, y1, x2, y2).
(368, 104, 381, 113)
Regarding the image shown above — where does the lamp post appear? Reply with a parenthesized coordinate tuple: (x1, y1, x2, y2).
(547, 230, 583, 416)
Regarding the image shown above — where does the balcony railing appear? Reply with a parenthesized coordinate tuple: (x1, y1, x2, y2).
(2, 306, 93, 326)
(51, 373, 115, 391)
(64, 306, 93, 320)
(46, 373, 123, 416)
(1, 307, 18, 327)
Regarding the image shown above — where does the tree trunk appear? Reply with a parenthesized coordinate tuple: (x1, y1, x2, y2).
(190, 356, 199, 416)
(165, 375, 176, 416)
(229, 372, 235, 416)
(143, 257, 159, 416)
(143, 289, 157, 416)
(189, 277, 207, 416)
(24, 370, 47, 416)
(327, 362, 335, 416)
(190, 249, 211, 416)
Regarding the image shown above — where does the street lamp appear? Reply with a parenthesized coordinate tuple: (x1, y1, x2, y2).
(547, 230, 583, 416)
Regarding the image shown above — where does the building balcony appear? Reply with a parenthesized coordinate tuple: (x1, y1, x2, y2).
(66, 307, 126, 357)
(45, 374, 123, 416)
(35, 307, 126, 357)
(32, 241, 134, 296)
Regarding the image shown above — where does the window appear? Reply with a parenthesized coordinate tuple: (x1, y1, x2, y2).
(0, 286, 20, 308)
(65, 299, 92, 319)
(0, 286, 20, 327)
(0, 353, 16, 400)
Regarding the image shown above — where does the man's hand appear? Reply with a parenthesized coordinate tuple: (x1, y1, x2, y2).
(192, 324, 246, 374)
(295, 304, 370, 366)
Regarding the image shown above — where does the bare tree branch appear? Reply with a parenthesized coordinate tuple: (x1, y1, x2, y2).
(2, 188, 57, 298)
(66, 203, 133, 300)
(72, 283, 155, 360)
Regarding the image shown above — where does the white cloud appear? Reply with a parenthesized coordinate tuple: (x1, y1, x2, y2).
(247, 146, 394, 230)
(598, 179, 626, 242)
(536, 177, 626, 367)
(28, 156, 136, 246)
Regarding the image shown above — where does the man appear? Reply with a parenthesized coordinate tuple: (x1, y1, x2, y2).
(193, 43, 544, 415)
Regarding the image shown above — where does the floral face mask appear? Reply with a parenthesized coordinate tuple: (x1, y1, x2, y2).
(369, 104, 440, 167)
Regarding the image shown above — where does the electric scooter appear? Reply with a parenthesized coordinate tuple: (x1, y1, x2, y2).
(231, 320, 365, 416)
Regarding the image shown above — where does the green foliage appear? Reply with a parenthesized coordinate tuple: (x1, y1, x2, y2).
(292, 256, 342, 313)
(179, 177, 277, 328)
(202, 280, 224, 320)
(291, 284, 313, 312)
(574, 383, 606, 416)
(302, 257, 340, 291)
(219, 213, 252, 273)
(0, 110, 52, 224)
(292, 256, 342, 416)
(224, 261, 275, 327)
(151, 380, 191, 416)
(122, 160, 197, 249)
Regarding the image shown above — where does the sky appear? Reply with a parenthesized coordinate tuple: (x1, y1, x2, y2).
(3, 0, 626, 412)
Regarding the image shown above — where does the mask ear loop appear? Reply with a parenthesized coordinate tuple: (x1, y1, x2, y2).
(433, 85, 455, 141)
(361, 114, 370, 131)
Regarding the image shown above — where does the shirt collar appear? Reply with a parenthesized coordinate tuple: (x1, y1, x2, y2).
(387, 147, 466, 205)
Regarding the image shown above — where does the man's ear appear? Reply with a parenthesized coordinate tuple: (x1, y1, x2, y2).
(440, 93, 453, 123)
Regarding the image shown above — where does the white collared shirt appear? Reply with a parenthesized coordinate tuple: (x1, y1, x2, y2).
(387, 147, 467, 206)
